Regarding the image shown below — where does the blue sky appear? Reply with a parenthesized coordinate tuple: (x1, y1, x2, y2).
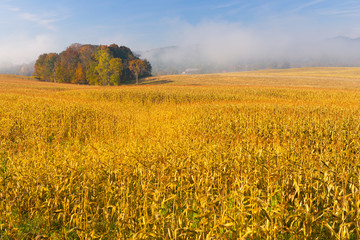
(1, 0, 360, 64)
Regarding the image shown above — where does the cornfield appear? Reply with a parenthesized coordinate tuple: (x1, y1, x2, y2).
(1, 70, 360, 239)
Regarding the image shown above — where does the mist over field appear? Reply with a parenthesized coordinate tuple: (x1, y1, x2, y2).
(3, 29, 360, 76)
(2, 1, 360, 75)
(140, 21, 360, 74)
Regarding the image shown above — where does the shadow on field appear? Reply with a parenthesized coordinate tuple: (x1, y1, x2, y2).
(140, 78, 174, 85)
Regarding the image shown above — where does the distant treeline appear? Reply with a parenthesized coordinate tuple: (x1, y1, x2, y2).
(34, 43, 151, 85)
(0, 62, 34, 76)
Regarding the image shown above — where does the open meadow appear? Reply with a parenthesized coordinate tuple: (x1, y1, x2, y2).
(1, 68, 360, 239)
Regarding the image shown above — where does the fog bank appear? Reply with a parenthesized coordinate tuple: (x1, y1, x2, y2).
(140, 21, 360, 74)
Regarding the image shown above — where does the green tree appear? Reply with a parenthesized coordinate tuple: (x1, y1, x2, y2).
(109, 58, 123, 85)
(87, 61, 99, 85)
(95, 47, 112, 85)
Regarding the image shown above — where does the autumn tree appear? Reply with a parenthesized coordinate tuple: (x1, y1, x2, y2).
(34, 43, 151, 85)
(143, 59, 152, 77)
(73, 62, 86, 84)
(56, 46, 80, 83)
(34, 53, 58, 81)
(79, 44, 97, 84)
(95, 47, 112, 85)
(109, 44, 138, 81)
(86, 61, 99, 85)
(109, 44, 135, 60)
(109, 58, 123, 85)
(129, 59, 146, 84)
(34, 54, 47, 79)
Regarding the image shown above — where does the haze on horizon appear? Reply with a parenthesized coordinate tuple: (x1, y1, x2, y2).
(1, 0, 360, 71)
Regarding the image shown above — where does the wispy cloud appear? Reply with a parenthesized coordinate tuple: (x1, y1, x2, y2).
(8, 6, 20, 12)
(5, 4, 67, 31)
(319, 5, 360, 17)
(211, 1, 242, 10)
(227, 4, 252, 16)
(18, 12, 66, 31)
(290, 0, 326, 13)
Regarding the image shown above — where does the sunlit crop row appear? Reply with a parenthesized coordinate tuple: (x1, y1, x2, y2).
(1, 77, 360, 239)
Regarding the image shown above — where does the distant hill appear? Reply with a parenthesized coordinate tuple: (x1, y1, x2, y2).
(328, 36, 360, 44)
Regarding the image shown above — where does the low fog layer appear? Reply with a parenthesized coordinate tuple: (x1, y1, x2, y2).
(3, 20, 360, 76)
(140, 22, 360, 75)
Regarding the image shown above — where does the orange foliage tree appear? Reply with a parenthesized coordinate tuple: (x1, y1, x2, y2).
(73, 62, 86, 84)
(129, 59, 146, 84)
(34, 43, 151, 85)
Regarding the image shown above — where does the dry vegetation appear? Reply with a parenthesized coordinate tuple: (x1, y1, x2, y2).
(144, 67, 360, 89)
(1, 68, 360, 239)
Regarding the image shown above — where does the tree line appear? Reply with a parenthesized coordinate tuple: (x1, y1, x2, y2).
(33, 43, 151, 85)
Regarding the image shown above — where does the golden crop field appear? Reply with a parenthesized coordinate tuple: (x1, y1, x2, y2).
(1, 68, 360, 239)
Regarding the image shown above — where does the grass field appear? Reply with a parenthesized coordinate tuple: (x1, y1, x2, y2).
(1, 68, 360, 239)
(143, 67, 360, 89)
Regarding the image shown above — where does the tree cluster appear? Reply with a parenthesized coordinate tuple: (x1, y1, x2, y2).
(34, 43, 151, 85)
